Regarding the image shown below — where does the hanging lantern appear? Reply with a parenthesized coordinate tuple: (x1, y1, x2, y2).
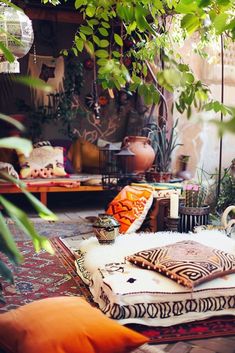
(0, 4, 34, 73)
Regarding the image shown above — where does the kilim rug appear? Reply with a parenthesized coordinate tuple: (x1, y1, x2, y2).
(1, 237, 235, 345)
(0, 238, 94, 312)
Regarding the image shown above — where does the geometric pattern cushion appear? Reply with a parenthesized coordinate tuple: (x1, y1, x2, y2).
(18, 145, 67, 179)
(0, 296, 148, 353)
(127, 240, 235, 289)
(106, 185, 154, 234)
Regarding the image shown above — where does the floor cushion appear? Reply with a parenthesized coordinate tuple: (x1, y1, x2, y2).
(0, 296, 148, 353)
(127, 239, 235, 288)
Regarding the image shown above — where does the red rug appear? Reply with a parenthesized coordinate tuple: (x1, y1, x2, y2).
(127, 316, 235, 344)
(0, 238, 94, 312)
(1, 238, 235, 344)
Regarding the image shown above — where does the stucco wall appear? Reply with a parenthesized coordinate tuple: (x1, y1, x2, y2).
(172, 40, 235, 178)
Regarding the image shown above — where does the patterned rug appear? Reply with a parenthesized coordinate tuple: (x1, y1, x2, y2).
(7, 217, 94, 241)
(1, 236, 235, 344)
(127, 317, 235, 344)
(0, 238, 94, 312)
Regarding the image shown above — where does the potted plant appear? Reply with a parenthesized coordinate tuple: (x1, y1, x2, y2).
(144, 118, 182, 182)
(179, 179, 210, 233)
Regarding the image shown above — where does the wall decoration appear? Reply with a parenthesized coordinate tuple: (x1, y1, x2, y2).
(39, 63, 56, 82)
(28, 54, 64, 107)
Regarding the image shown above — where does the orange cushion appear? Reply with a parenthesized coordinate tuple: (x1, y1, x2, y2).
(68, 139, 100, 173)
(80, 139, 100, 172)
(106, 185, 154, 233)
(0, 296, 148, 353)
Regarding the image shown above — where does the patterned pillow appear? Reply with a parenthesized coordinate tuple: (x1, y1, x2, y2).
(106, 185, 154, 234)
(127, 240, 235, 289)
(18, 146, 67, 179)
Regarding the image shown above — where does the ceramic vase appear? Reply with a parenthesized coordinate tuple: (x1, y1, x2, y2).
(122, 136, 155, 174)
(93, 214, 120, 244)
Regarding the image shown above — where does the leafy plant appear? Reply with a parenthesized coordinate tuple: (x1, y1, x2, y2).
(143, 118, 182, 172)
(217, 165, 235, 212)
(42, 0, 235, 133)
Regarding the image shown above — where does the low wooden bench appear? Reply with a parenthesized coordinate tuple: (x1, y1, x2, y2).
(0, 183, 104, 207)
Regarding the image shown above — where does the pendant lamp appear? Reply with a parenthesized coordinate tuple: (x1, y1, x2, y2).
(0, 3, 34, 73)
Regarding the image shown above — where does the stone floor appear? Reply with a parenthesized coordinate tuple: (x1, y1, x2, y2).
(6, 192, 235, 353)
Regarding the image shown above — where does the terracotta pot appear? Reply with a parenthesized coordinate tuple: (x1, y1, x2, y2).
(122, 136, 155, 174)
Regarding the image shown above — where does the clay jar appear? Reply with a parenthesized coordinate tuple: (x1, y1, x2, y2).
(122, 136, 155, 174)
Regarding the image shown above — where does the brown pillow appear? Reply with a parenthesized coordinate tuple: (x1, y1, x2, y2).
(127, 240, 235, 289)
(68, 139, 100, 173)
(80, 139, 100, 173)
(67, 139, 82, 173)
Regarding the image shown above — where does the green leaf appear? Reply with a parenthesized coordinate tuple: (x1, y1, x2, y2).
(75, 0, 86, 9)
(114, 33, 123, 46)
(184, 72, 195, 84)
(0, 137, 32, 156)
(164, 69, 182, 86)
(88, 19, 99, 26)
(198, 0, 211, 7)
(80, 26, 93, 35)
(79, 32, 86, 40)
(112, 51, 121, 58)
(0, 113, 25, 131)
(135, 5, 148, 32)
(213, 13, 229, 34)
(0, 42, 15, 63)
(93, 35, 100, 45)
(0, 196, 54, 255)
(217, 0, 230, 5)
(175, 0, 198, 14)
(0, 212, 23, 264)
(86, 5, 96, 17)
(72, 47, 78, 56)
(101, 21, 110, 28)
(152, 90, 160, 104)
(98, 27, 109, 36)
(13, 76, 53, 93)
(181, 14, 200, 34)
(95, 49, 109, 58)
(75, 37, 84, 52)
(99, 39, 109, 48)
(178, 63, 189, 72)
(21, 190, 58, 221)
(96, 58, 108, 66)
(127, 21, 137, 34)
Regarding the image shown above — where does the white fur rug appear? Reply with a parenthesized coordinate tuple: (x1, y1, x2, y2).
(80, 230, 235, 275)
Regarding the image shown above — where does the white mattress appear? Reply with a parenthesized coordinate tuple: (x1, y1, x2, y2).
(61, 231, 235, 326)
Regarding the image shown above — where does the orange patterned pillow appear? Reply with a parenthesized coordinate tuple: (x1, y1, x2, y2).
(18, 146, 67, 179)
(106, 185, 154, 233)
